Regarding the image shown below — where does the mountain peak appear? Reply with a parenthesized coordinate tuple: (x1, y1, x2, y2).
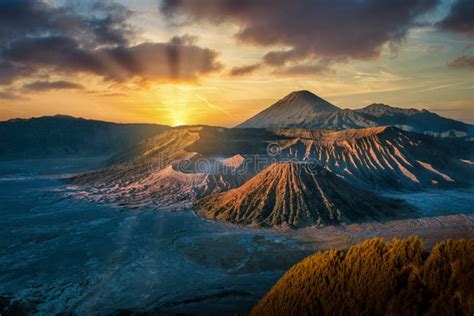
(357, 103, 420, 117)
(237, 90, 341, 128)
(284, 90, 317, 99)
(364, 103, 392, 110)
(280, 90, 341, 112)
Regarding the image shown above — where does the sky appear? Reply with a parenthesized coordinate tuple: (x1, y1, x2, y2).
(0, 0, 472, 127)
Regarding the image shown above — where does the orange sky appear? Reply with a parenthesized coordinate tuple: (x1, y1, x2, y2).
(0, 0, 472, 126)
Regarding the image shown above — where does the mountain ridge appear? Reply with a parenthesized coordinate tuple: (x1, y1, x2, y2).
(356, 103, 420, 117)
(237, 90, 474, 137)
(0, 115, 169, 160)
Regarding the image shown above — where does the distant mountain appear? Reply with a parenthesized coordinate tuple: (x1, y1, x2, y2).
(0, 115, 168, 160)
(356, 103, 419, 117)
(237, 90, 346, 129)
(237, 91, 474, 137)
(356, 103, 473, 136)
(195, 162, 411, 228)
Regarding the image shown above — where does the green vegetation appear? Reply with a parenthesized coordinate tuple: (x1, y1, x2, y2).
(251, 237, 474, 315)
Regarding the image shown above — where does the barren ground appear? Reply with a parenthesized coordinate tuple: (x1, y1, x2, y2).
(1, 158, 472, 315)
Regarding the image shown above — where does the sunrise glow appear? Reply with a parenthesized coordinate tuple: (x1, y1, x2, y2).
(0, 0, 472, 126)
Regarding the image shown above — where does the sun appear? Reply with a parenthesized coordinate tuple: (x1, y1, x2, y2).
(173, 120, 185, 126)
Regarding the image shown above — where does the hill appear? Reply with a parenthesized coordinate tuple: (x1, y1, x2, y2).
(251, 237, 474, 315)
(0, 115, 168, 160)
(195, 162, 412, 228)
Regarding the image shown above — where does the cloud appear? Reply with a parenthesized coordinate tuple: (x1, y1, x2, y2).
(98, 40, 223, 81)
(229, 63, 262, 76)
(263, 51, 304, 67)
(0, 91, 24, 100)
(162, 0, 439, 65)
(0, 61, 32, 84)
(3, 34, 221, 83)
(0, 1, 222, 85)
(272, 63, 335, 76)
(0, 35, 222, 83)
(87, 1, 136, 46)
(0, 0, 135, 47)
(2, 36, 104, 79)
(96, 92, 129, 98)
(438, 0, 474, 37)
(448, 55, 474, 69)
(169, 34, 199, 45)
(23, 80, 84, 92)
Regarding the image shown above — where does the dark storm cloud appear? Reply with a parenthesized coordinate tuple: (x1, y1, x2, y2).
(23, 80, 84, 92)
(1, 35, 221, 82)
(229, 63, 262, 76)
(2, 36, 101, 75)
(448, 55, 474, 69)
(161, 0, 439, 65)
(438, 0, 474, 37)
(0, 0, 134, 46)
(0, 1, 221, 85)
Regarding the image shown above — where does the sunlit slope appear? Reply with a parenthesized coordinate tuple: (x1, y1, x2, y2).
(74, 128, 201, 184)
(251, 237, 474, 316)
(72, 127, 258, 204)
(195, 162, 412, 228)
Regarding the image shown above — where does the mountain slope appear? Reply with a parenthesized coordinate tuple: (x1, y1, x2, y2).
(274, 126, 474, 189)
(237, 91, 474, 137)
(195, 162, 411, 228)
(0, 115, 168, 160)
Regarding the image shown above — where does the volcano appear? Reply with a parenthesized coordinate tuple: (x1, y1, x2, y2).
(195, 162, 411, 228)
(237, 90, 344, 128)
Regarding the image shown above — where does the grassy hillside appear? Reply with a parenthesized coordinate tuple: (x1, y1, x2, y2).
(251, 237, 474, 315)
